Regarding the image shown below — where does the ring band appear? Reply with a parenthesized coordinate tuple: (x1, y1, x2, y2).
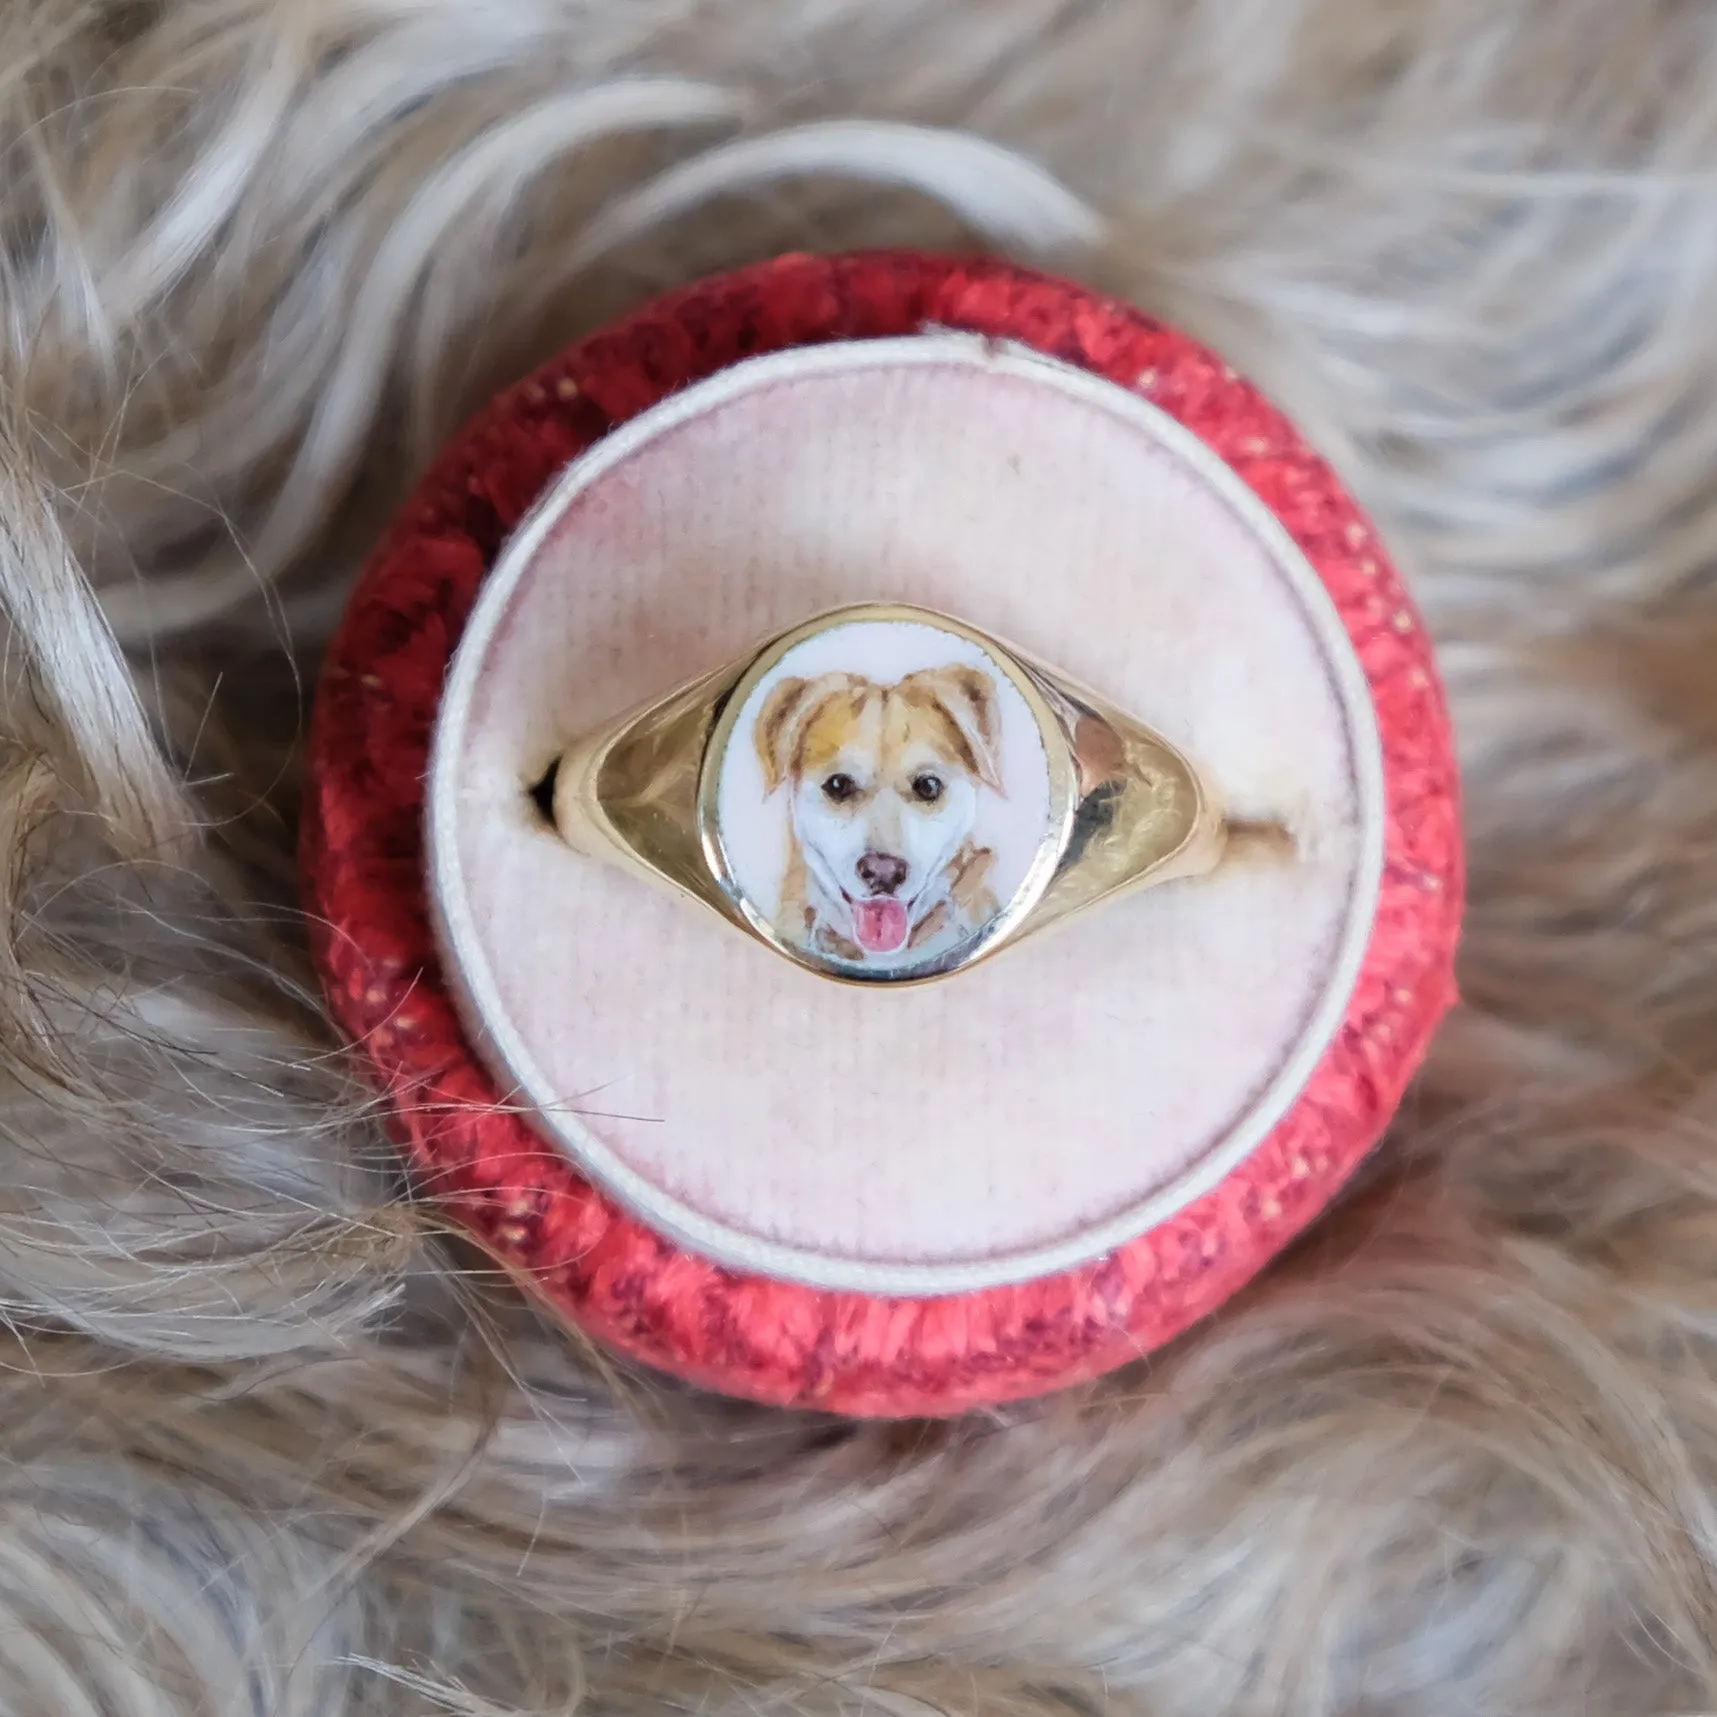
(547, 603, 1228, 985)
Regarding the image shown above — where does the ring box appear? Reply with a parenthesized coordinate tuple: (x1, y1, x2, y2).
(303, 251, 1462, 1415)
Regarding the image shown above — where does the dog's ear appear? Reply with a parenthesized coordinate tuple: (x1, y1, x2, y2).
(906, 666, 1005, 795)
(754, 673, 851, 795)
(755, 676, 812, 795)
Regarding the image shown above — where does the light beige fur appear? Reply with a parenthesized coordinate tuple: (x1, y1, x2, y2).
(3, 1, 1717, 1712)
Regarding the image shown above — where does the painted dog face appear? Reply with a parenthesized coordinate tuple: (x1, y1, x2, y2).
(756, 666, 1004, 956)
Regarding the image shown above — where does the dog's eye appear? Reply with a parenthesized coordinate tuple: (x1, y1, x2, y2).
(823, 773, 858, 803)
(911, 773, 944, 804)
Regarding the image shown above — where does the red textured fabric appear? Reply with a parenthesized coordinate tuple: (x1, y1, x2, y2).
(302, 250, 1464, 1417)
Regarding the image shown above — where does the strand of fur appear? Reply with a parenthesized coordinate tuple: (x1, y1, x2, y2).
(9, 1, 1717, 1713)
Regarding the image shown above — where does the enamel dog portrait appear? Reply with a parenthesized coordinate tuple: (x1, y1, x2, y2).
(709, 615, 1056, 979)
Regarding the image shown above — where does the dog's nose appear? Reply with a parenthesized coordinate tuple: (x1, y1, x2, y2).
(856, 852, 909, 895)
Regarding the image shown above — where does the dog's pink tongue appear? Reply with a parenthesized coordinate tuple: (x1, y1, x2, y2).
(853, 897, 909, 954)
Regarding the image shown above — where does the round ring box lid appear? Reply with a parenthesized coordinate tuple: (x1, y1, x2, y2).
(303, 251, 1462, 1417)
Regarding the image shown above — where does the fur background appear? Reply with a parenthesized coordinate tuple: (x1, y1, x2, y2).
(4, 1, 1716, 1711)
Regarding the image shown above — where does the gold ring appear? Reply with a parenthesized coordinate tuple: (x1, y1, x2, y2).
(546, 603, 1228, 986)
